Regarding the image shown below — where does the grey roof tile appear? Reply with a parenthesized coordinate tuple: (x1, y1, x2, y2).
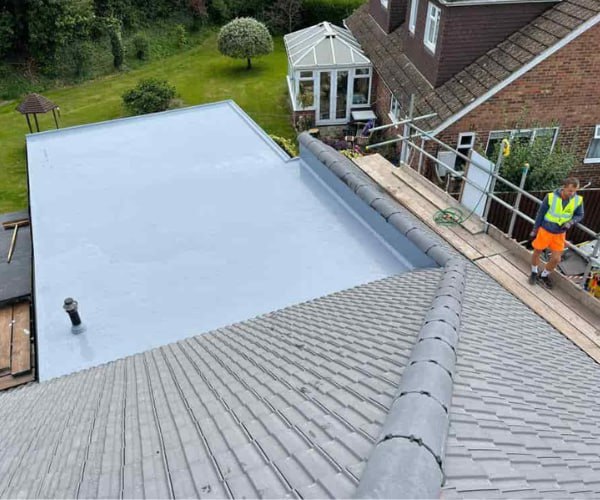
(0, 266, 445, 499)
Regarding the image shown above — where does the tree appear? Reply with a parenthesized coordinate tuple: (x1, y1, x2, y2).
(122, 78, 177, 115)
(0, 9, 14, 57)
(492, 135, 576, 192)
(217, 17, 273, 70)
(27, 0, 95, 65)
(266, 0, 302, 34)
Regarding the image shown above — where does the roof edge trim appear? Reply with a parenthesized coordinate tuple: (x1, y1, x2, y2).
(355, 258, 467, 499)
(297, 133, 453, 266)
(429, 11, 600, 135)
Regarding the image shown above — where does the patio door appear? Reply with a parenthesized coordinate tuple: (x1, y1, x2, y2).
(317, 70, 349, 124)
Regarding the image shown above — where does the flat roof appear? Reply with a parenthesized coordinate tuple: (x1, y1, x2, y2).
(27, 101, 430, 381)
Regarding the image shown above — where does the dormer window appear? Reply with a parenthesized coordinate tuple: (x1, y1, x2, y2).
(409, 0, 419, 34)
(380, 0, 389, 9)
(424, 3, 441, 53)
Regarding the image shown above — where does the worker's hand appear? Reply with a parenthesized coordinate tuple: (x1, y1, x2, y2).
(563, 222, 574, 231)
(529, 229, 538, 240)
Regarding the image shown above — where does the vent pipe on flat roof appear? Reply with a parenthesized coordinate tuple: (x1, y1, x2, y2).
(63, 297, 85, 334)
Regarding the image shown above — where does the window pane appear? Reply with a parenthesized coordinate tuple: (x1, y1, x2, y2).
(355, 68, 370, 75)
(298, 80, 314, 108)
(486, 132, 509, 157)
(320, 72, 331, 121)
(336, 71, 348, 120)
(459, 134, 475, 147)
(299, 71, 312, 79)
(425, 3, 440, 49)
(353, 77, 369, 105)
(587, 138, 600, 159)
(409, 0, 419, 32)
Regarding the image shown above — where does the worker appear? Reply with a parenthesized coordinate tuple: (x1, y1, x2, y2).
(529, 177, 584, 288)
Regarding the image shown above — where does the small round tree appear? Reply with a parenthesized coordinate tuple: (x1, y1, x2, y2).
(218, 17, 273, 70)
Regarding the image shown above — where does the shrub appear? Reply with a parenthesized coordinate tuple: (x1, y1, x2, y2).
(492, 135, 576, 192)
(270, 135, 298, 157)
(107, 20, 124, 69)
(301, 0, 363, 27)
(175, 24, 188, 48)
(266, 0, 302, 34)
(122, 78, 177, 115)
(217, 17, 273, 69)
(0, 9, 14, 58)
(132, 33, 150, 60)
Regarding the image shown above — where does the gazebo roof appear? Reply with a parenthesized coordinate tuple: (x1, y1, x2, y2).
(16, 93, 58, 114)
(284, 22, 371, 70)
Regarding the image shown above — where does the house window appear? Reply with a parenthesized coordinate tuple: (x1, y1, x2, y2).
(585, 125, 600, 163)
(485, 127, 559, 157)
(297, 71, 314, 109)
(352, 68, 371, 106)
(389, 95, 402, 122)
(409, 0, 419, 34)
(424, 3, 441, 53)
(456, 132, 476, 169)
(381, 0, 389, 8)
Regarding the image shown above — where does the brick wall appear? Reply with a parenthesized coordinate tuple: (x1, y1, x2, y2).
(402, 0, 549, 87)
(369, 0, 409, 34)
(434, 23, 600, 184)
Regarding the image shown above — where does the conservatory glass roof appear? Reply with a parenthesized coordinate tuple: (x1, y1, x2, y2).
(284, 22, 371, 69)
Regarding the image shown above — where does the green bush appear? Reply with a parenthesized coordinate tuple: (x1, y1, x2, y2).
(0, 9, 14, 58)
(122, 78, 177, 115)
(132, 33, 150, 60)
(217, 17, 273, 69)
(270, 134, 298, 157)
(493, 136, 576, 192)
(54, 40, 96, 79)
(301, 0, 364, 26)
(109, 24, 124, 69)
(175, 23, 188, 47)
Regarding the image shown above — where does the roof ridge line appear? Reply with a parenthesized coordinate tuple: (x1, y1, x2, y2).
(355, 258, 467, 499)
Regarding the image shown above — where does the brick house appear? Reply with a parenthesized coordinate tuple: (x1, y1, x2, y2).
(345, 0, 600, 184)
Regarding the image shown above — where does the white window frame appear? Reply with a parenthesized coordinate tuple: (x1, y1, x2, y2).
(389, 95, 402, 123)
(424, 2, 441, 53)
(485, 127, 559, 157)
(380, 0, 389, 8)
(350, 68, 372, 108)
(409, 0, 419, 34)
(295, 70, 315, 110)
(584, 125, 600, 164)
(455, 132, 476, 169)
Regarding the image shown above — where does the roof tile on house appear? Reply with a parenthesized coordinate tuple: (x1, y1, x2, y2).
(346, 0, 600, 131)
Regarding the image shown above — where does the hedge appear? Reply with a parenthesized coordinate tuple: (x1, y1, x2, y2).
(301, 0, 365, 27)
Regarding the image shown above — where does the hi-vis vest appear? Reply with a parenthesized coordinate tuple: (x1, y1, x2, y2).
(544, 191, 583, 226)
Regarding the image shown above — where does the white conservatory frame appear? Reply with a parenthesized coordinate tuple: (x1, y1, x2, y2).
(284, 22, 373, 126)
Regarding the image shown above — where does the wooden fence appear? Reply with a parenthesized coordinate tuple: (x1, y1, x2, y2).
(487, 189, 600, 244)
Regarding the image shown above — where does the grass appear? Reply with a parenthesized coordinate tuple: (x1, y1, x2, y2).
(0, 31, 294, 213)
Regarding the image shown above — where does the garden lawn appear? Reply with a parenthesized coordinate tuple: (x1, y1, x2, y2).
(0, 32, 294, 212)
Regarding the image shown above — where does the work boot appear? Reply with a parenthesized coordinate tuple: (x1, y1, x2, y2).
(529, 271, 538, 285)
(539, 273, 554, 289)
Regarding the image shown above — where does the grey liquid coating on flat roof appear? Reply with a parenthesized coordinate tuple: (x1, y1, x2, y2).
(27, 101, 428, 381)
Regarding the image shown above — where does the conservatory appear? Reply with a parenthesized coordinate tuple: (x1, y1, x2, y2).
(284, 22, 373, 126)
